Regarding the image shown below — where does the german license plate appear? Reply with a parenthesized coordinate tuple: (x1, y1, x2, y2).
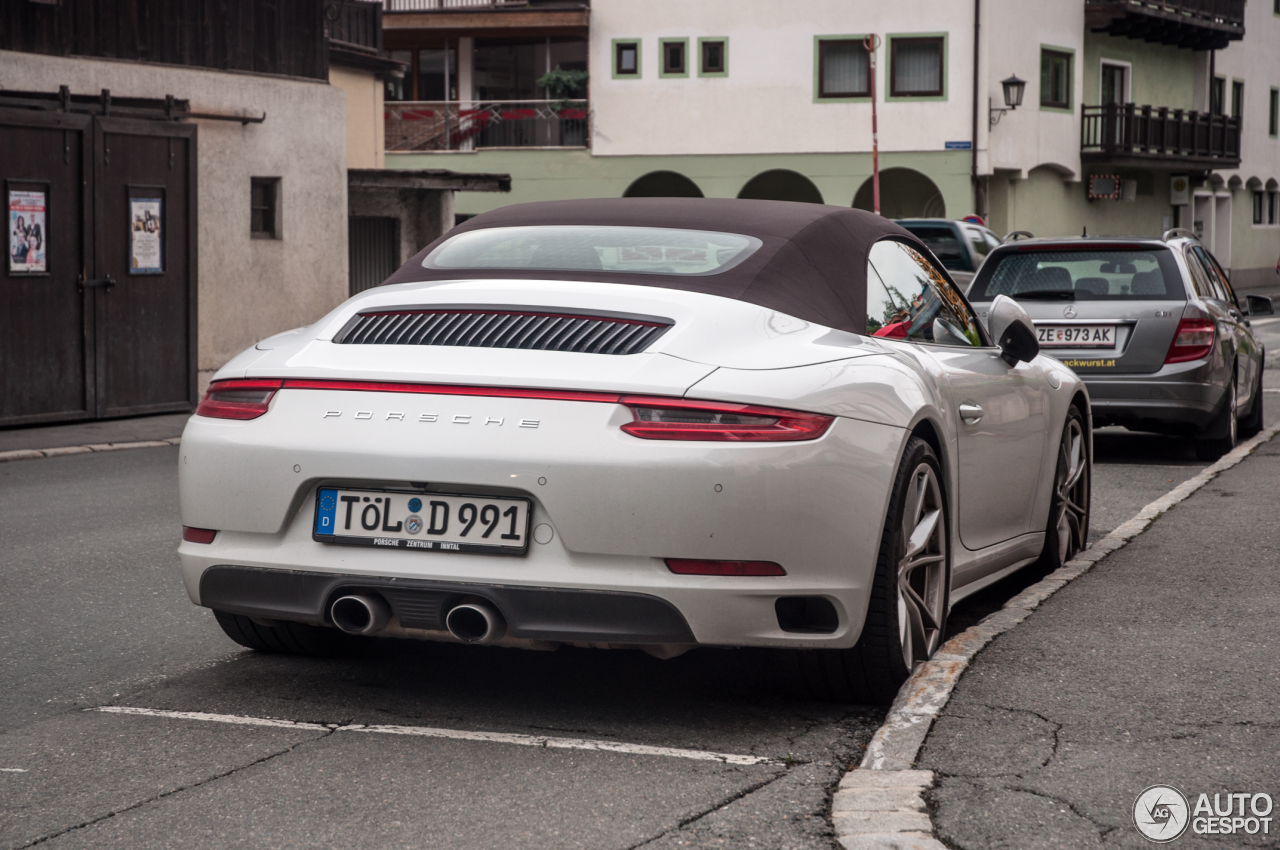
(1036, 325, 1116, 348)
(313, 488, 531, 555)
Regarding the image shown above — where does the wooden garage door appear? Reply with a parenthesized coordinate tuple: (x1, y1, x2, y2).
(0, 106, 196, 426)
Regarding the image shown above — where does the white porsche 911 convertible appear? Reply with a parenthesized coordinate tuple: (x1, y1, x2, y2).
(178, 199, 1090, 703)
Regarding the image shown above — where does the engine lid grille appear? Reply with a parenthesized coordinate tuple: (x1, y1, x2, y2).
(335, 307, 672, 355)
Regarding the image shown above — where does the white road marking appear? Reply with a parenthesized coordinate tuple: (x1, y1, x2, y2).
(1, 768, 28, 773)
(96, 705, 331, 730)
(91, 706, 779, 766)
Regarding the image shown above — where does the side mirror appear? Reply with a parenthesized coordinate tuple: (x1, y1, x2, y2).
(987, 294, 1040, 365)
(1247, 294, 1274, 316)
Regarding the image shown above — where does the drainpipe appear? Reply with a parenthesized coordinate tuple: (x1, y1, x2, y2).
(971, 0, 985, 218)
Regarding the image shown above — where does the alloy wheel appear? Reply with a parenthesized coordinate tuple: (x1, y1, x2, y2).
(897, 464, 948, 669)
(1053, 417, 1090, 563)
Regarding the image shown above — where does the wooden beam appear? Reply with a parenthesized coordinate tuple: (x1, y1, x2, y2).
(382, 8, 587, 32)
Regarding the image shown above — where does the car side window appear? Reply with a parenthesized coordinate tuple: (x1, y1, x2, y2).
(1185, 249, 1216, 300)
(965, 227, 991, 257)
(866, 239, 982, 346)
(1190, 247, 1230, 303)
(1198, 247, 1240, 308)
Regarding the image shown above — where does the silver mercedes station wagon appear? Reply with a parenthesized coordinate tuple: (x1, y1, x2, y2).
(967, 232, 1271, 460)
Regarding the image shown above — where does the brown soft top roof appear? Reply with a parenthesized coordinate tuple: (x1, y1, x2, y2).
(382, 197, 930, 334)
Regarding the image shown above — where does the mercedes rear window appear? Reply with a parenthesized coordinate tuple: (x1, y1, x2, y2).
(896, 224, 968, 271)
(423, 225, 762, 277)
(967, 248, 1184, 302)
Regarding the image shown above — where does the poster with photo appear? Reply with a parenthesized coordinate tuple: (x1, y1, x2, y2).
(130, 197, 163, 273)
(9, 190, 47, 274)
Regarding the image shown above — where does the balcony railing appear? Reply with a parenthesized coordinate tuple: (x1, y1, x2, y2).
(1084, 0, 1244, 49)
(382, 0, 527, 10)
(386, 100, 589, 151)
(1081, 103, 1241, 168)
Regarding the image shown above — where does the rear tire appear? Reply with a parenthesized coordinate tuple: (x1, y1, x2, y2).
(1195, 379, 1238, 461)
(1238, 365, 1264, 440)
(1037, 406, 1091, 571)
(213, 610, 348, 656)
(794, 437, 950, 705)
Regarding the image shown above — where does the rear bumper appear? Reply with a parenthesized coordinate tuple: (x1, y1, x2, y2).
(177, 388, 906, 649)
(1076, 361, 1224, 432)
(200, 565, 696, 644)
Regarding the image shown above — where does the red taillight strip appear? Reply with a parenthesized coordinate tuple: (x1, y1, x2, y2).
(620, 396, 834, 442)
(200, 379, 834, 442)
(195, 379, 283, 420)
(280, 379, 623, 404)
(206, 379, 285, 391)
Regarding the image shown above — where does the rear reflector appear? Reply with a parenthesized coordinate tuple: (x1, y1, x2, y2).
(621, 397, 833, 442)
(666, 559, 786, 576)
(195, 379, 283, 420)
(1165, 318, 1215, 364)
(183, 527, 217, 544)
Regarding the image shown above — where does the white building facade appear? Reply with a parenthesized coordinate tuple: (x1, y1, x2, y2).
(385, 0, 1280, 287)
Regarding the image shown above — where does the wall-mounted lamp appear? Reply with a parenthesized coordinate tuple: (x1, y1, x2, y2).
(989, 75, 1026, 127)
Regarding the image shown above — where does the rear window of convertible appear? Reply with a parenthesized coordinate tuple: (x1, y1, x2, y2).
(422, 225, 762, 277)
(968, 248, 1184, 302)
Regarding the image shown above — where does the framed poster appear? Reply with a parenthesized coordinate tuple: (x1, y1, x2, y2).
(9, 187, 48, 274)
(129, 193, 164, 274)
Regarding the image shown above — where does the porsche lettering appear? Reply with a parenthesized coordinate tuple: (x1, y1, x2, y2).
(318, 410, 538, 428)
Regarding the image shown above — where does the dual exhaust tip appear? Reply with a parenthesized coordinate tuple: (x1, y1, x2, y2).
(329, 593, 504, 645)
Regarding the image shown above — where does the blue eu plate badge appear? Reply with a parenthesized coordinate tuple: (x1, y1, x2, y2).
(315, 488, 338, 535)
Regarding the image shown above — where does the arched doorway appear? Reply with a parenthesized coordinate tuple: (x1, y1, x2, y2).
(737, 169, 824, 204)
(853, 168, 946, 218)
(623, 171, 704, 198)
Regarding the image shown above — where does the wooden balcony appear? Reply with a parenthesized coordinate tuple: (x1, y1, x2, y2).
(1085, 0, 1245, 50)
(386, 100, 588, 152)
(1081, 103, 1240, 170)
(381, 0, 587, 40)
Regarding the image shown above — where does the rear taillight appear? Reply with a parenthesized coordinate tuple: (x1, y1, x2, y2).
(195, 379, 283, 420)
(666, 559, 786, 576)
(1165, 318, 1215, 364)
(620, 397, 833, 442)
(183, 527, 217, 543)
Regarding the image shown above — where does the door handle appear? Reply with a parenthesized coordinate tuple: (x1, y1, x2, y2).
(79, 275, 115, 290)
(959, 403, 984, 425)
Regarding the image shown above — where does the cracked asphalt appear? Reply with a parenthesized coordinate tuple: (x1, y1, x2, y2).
(1, 386, 1273, 849)
(920, 429, 1280, 848)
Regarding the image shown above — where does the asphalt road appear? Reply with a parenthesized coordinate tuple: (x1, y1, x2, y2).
(0, 398, 1273, 849)
(0, 448, 879, 850)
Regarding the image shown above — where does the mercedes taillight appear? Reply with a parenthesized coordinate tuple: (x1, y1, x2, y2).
(1165, 319, 1215, 364)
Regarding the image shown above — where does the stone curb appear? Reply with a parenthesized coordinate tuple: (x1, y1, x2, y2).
(0, 437, 180, 464)
(831, 421, 1280, 849)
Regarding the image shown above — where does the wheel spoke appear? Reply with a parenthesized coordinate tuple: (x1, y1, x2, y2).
(912, 473, 929, 526)
(1065, 434, 1086, 489)
(899, 580, 940, 632)
(903, 508, 940, 560)
(902, 553, 945, 573)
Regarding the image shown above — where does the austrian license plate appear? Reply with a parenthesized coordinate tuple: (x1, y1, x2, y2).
(1036, 325, 1116, 348)
(313, 488, 531, 555)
